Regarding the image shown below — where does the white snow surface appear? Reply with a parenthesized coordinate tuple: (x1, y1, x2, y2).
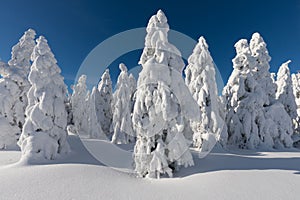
(1, 134, 300, 200)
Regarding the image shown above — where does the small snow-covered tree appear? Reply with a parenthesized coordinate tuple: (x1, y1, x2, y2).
(275, 60, 298, 126)
(18, 36, 70, 160)
(133, 10, 200, 178)
(0, 29, 36, 148)
(96, 69, 113, 136)
(111, 63, 135, 144)
(185, 36, 224, 151)
(128, 73, 137, 114)
(70, 74, 89, 135)
(87, 87, 106, 139)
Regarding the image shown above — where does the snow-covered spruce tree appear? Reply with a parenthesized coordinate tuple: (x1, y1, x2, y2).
(70, 74, 89, 135)
(292, 73, 300, 116)
(96, 69, 113, 136)
(292, 72, 300, 145)
(218, 96, 228, 147)
(249, 33, 277, 105)
(185, 36, 224, 151)
(133, 10, 200, 178)
(111, 63, 136, 144)
(87, 87, 106, 139)
(275, 61, 298, 128)
(223, 34, 293, 149)
(0, 29, 36, 148)
(0, 62, 20, 149)
(128, 73, 137, 115)
(250, 33, 293, 148)
(18, 36, 70, 160)
(222, 39, 263, 149)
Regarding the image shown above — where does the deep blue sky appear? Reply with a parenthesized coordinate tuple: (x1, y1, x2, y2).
(0, 0, 299, 89)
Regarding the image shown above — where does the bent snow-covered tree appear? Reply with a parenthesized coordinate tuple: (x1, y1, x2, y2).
(96, 69, 113, 137)
(0, 29, 36, 148)
(111, 63, 136, 144)
(133, 10, 200, 178)
(18, 36, 70, 160)
(223, 34, 293, 149)
(185, 36, 224, 151)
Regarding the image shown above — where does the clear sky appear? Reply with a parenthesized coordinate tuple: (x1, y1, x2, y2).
(0, 0, 299, 88)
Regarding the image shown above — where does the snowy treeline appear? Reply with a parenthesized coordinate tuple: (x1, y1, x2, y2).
(0, 10, 299, 177)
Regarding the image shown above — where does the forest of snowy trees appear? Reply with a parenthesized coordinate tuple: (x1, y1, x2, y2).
(0, 10, 300, 178)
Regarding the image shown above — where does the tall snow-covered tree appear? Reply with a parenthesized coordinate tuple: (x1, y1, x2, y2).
(87, 87, 106, 139)
(223, 34, 293, 149)
(250, 33, 293, 148)
(96, 69, 113, 136)
(275, 60, 298, 126)
(292, 73, 300, 116)
(0, 62, 20, 149)
(292, 72, 300, 145)
(8, 28, 36, 130)
(70, 74, 89, 135)
(18, 36, 70, 160)
(133, 10, 200, 178)
(249, 33, 277, 105)
(111, 63, 136, 144)
(223, 39, 262, 149)
(185, 36, 224, 151)
(0, 29, 36, 148)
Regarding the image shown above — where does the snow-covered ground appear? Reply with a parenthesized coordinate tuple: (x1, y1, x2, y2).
(1, 134, 299, 200)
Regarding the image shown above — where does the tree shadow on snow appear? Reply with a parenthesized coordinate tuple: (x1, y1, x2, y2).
(176, 147, 300, 178)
